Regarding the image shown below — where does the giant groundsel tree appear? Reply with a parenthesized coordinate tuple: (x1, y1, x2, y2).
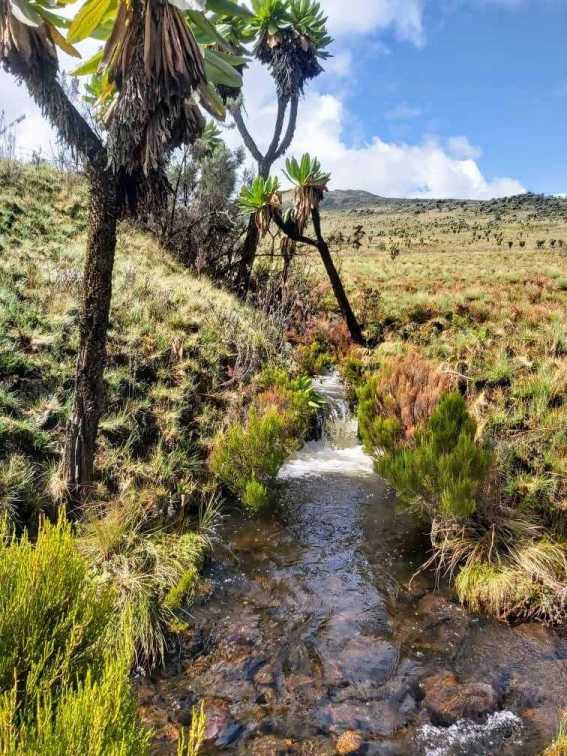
(1, 0, 244, 505)
(239, 154, 365, 345)
(209, 0, 331, 293)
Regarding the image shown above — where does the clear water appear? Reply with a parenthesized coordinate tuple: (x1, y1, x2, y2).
(141, 374, 567, 755)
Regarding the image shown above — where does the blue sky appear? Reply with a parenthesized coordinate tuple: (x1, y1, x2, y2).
(341, 0, 567, 195)
(1, 0, 565, 198)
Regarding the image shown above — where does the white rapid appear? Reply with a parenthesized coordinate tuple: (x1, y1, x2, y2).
(279, 372, 375, 480)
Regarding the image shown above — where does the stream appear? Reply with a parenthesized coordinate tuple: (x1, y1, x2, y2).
(139, 374, 567, 755)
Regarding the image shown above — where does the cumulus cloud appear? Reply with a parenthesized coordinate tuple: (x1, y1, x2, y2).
(323, 0, 426, 46)
(226, 83, 525, 200)
(446, 136, 482, 160)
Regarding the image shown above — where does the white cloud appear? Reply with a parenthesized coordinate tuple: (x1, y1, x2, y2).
(0, 9, 525, 202)
(446, 135, 482, 160)
(323, 0, 426, 46)
(226, 85, 525, 200)
(385, 102, 423, 120)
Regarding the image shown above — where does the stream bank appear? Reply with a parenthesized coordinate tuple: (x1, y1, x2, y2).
(139, 374, 567, 755)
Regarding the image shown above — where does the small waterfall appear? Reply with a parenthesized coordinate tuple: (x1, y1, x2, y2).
(278, 372, 375, 480)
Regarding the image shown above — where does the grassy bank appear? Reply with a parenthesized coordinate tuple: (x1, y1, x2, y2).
(298, 196, 566, 623)
(0, 162, 318, 751)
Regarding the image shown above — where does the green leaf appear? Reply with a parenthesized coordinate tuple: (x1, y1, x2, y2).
(198, 82, 227, 120)
(67, 0, 113, 44)
(204, 47, 242, 88)
(9, 0, 42, 27)
(206, 0, 252, 18)
(186, 9, 232, 50)
(71, 48, 103, 75)
(34, 7, 70, 28)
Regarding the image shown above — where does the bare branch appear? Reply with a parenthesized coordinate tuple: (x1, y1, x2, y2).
(231, 105, 264, 166)
(265, 95, 288, 165)
(273, 94, 299, 161)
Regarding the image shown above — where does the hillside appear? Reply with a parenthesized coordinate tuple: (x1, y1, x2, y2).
(322, 188, 567, 218)
(0, 162, 284, 526)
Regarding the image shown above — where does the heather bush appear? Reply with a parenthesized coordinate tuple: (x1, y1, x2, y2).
(373, 392, 492, 519)
(210, 371, 321, 513)
(357, 354, 454, 446)
(210, 407, 293, 513)
(358, 359, 491, 521)
(0, 517, 149, 754)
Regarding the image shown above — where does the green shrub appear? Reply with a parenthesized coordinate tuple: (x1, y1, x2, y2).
(242, 478, 269, 514)
(0, 518, 114, 706)
(0, 640, 150, 755)
(210, 370, 322, 514)
(367, 391, 492, 519)
(0, 517, 149, 754)
(210, 407, 293, 512)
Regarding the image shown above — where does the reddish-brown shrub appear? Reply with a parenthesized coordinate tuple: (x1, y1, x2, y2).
(369, 354, 455, 440)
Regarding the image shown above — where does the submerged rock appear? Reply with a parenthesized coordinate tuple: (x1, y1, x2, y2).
(421, 671, 499, 726)
(336, 730, 364, 754)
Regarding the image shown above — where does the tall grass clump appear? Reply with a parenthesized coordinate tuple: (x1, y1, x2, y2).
(177, 701, 207, 756)
(210, 369, 321, 514)
(78, 503, 209, 667)
(545, 712, 567, 756)
(0, 517, 150, 754)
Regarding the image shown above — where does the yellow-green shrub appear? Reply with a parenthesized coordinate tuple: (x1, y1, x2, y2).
(0, 518, 149, 754)
(210, 370, 321, 514)
(210, 407, 293, 512)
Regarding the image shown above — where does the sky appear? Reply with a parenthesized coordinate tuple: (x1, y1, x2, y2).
(1, 0, 566, 199)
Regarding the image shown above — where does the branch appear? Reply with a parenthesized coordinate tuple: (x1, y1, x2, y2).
(6, 54, 103, 167)
(265, 95, 288, 165)
(273, 94, 299, 161)
(272, 209, 319, 249)
(231, 105, 264, 166)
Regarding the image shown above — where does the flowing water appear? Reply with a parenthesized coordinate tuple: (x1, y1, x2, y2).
(140, 374, 567, 755)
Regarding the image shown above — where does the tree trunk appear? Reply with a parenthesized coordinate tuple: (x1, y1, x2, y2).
(311, 209, 365, 346)
(235, 160, 269, 297)
(63, 167, 118, 509)
(317, 240, 365, 346)
(235, 214, 260, 297)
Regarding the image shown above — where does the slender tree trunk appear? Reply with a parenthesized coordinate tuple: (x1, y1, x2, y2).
(235, 215, 260, 296)
(235, 160, 269, 296)
(317, 240, 364, 346)
(311, 209, 365, 346)
(64, 167, 119, 508)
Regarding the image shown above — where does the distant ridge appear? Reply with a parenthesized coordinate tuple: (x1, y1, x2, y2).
(321, 189, 385, 210)
(321, 189, 567, 216)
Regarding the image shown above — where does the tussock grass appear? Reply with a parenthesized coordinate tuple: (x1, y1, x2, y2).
(0, 163, 282, 531)
(78, 502, 209, 666)
(545, 713, 567, 755)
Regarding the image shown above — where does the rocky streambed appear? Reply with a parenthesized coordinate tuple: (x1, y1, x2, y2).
(138, 375, 567, 755)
